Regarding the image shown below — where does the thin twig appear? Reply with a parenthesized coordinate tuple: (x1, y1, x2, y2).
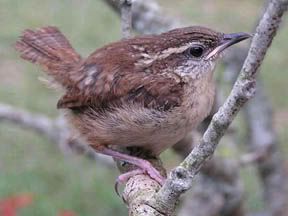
(120, 0, 133, 38)
(105, 0, 181, 34)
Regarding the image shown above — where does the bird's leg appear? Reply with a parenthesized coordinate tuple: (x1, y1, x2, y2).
(91, 146, 165, 185)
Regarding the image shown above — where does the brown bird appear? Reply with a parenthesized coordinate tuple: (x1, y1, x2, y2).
(15, 26, 250, 186)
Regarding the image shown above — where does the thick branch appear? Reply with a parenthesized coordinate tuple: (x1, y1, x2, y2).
(149, 0, 288, 214)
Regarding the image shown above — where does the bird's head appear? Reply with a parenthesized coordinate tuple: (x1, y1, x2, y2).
(132, 26, 251, 80)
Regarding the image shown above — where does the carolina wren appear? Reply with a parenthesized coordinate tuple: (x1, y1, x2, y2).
(15, 26, 250, 185)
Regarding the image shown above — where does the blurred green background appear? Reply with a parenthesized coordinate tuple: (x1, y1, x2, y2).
(0, 0, 287, 215)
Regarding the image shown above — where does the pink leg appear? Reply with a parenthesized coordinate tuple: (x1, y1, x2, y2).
(94, 146, 165, 185)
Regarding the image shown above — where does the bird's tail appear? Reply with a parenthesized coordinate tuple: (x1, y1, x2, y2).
(15, 26, 81, 88)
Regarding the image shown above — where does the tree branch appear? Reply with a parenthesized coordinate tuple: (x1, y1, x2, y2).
(147, 0, 288, 214)
(120, 0, 133, 38)
(0, 103, 113, 167)
(105, 0, 181, 34)
(0, 103, 56, 139)
(0, 0, 287, 215)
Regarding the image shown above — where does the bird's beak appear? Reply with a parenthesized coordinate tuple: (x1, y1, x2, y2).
(205, 32, 251, 60)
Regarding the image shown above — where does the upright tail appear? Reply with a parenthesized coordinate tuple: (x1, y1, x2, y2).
(15, 26, 81, 87)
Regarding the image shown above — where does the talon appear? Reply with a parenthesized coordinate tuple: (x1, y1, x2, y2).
(114, 178, 121, 197)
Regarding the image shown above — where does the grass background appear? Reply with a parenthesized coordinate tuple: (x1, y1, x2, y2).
(0, 0, 287, 215)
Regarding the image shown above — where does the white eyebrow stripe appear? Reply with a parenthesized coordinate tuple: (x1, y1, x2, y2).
(135, 42, 206, 66)
(158, 43, 192, 59)
(158, 41, 210, 60)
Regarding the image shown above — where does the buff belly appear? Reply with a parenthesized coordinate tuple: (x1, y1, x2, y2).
(67, 104, 196, 155)
(67, 81, 215, 156)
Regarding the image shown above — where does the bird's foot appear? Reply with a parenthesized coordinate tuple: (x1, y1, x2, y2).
(91, 146, 165, 195)
(115, 161, 165, 196)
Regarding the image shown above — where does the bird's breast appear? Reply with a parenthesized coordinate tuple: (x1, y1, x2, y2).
(180, 75, 216, 133)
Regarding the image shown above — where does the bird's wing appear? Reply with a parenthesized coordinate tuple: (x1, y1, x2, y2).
(57, 59, 184, 111)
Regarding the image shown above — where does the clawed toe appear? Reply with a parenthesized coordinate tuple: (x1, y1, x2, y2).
(114, 169, 145, 196)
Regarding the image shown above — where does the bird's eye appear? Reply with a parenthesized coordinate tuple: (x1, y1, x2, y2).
(187, 45, 204, 58)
